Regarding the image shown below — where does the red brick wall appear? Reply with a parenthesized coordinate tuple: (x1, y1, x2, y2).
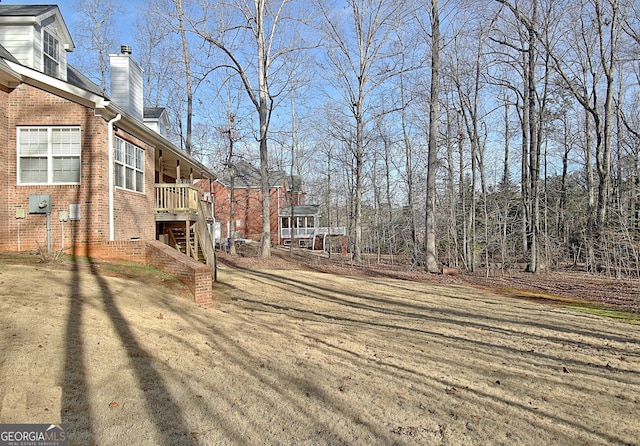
(73, 240, 214, 307)
(212, 181, 230, 238)
(269, 186, 283, 243)
(72, 240, 146, 261)
(144, 240, 213, 307)
(213, 182, 263, 241)
(112, 128, 156, 241)
(0, 83, 110, 252)
(0, 83, 157, 253)
(0, 85, 11, 251)
(212, 180, 291, 245)
(0, 83, 214, 306)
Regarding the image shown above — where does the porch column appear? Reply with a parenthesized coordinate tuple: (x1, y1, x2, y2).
(157, 149, 163, 183)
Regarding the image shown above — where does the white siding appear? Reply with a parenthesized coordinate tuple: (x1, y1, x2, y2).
(33, 23, 42, 72)
(159, 113, 169, 136)
(0, 16, 68, 81)
(144, 120, 159, 133)
(0, 24, 36, 67)
(110, 53, 144, 121)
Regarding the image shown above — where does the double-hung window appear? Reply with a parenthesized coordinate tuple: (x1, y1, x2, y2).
(115, 136, 144, 192)
(43, 31, 59, 77)
(18, 127, 81, 184)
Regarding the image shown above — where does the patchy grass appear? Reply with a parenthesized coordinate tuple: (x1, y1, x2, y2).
(497, 287, 582, 305)
(0, 252, 188, 292)
(0, 252, 46, 265)
(498, 286, 639, 324)
(566, 305, 640, 324)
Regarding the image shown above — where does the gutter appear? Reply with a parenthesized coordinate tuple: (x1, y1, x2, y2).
(5, 60, 105, 107)
(108, 113, 122, 241)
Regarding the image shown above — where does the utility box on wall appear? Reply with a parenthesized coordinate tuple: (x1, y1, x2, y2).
(69, 204, 81, 221)
(28, 194, 52, 214)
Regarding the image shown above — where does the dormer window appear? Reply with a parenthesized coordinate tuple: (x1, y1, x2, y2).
(43, 30, 59, 77)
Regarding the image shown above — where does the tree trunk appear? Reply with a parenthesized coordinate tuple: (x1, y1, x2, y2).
(256, 0, 272, 259)
(353, 112, 364, 263)
(425, 0, 441, 273)
(176, 0, 193, 154)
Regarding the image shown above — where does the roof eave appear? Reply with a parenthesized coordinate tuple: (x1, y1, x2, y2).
(3, 61, 215, 181)
(100, 104, 216, 181)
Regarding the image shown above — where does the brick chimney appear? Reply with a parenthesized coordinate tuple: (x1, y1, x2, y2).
(109, 45, 143, 121)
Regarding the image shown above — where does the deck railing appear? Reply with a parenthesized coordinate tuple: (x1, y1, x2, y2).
(155, 183, 199, 213)
(280, 226, 346, 239)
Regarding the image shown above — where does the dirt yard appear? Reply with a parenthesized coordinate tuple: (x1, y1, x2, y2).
(0, 252, 639, 445)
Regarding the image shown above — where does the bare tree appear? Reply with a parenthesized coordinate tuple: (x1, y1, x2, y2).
(190, 0, 307, 258)
(500, 0, 627, 270)
(492, 0, 555, 273)
(73, 0, 123, 94)
(314, 0, 409, 263)
(424, 0, 442, 273)
(141, 0, 204, 154)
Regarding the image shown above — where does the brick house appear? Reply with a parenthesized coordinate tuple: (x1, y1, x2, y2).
(211, 160, 346, 251)
(0, 5, 217, 305)
(205, 160, 303, 245)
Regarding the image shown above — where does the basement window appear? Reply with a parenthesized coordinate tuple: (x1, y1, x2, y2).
(115, 136, 144, 193)
(17, 127, 81, 184)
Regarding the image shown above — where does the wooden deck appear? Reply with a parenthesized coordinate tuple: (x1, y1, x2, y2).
(154, 183, 213, 221)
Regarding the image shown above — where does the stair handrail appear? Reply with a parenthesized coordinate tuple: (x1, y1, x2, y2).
(196, 199, 217, 274)
(168, 227, 179, 250)
(189, 222, 198, 261)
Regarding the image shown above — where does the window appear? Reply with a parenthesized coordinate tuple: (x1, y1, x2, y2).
(18, 127, 81, 184)
(43, 31, 59, 77)
(115, 136, 144, 192)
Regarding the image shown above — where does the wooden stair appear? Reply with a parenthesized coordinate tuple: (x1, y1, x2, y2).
(169, 226, 205, 262)
(162, 199, 217, 281)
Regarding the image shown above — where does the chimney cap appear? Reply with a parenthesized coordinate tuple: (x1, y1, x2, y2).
(120, 45, 132, 55)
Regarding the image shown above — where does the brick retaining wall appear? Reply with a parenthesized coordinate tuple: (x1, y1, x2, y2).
(73, 240, 214, 307)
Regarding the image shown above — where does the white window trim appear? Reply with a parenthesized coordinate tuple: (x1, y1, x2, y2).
(114, 136, 145, 193)
(43, 30, 59, 77)
(17, 126, 81, 185)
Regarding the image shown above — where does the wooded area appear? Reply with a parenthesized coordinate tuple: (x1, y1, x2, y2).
(71, 0, 640, 277)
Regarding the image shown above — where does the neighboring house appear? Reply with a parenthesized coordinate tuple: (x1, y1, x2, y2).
(210, 160, 346, 252)
(0, 5, 217, 305)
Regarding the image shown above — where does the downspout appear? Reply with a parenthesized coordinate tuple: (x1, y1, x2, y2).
(108, 114, 122, 241)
